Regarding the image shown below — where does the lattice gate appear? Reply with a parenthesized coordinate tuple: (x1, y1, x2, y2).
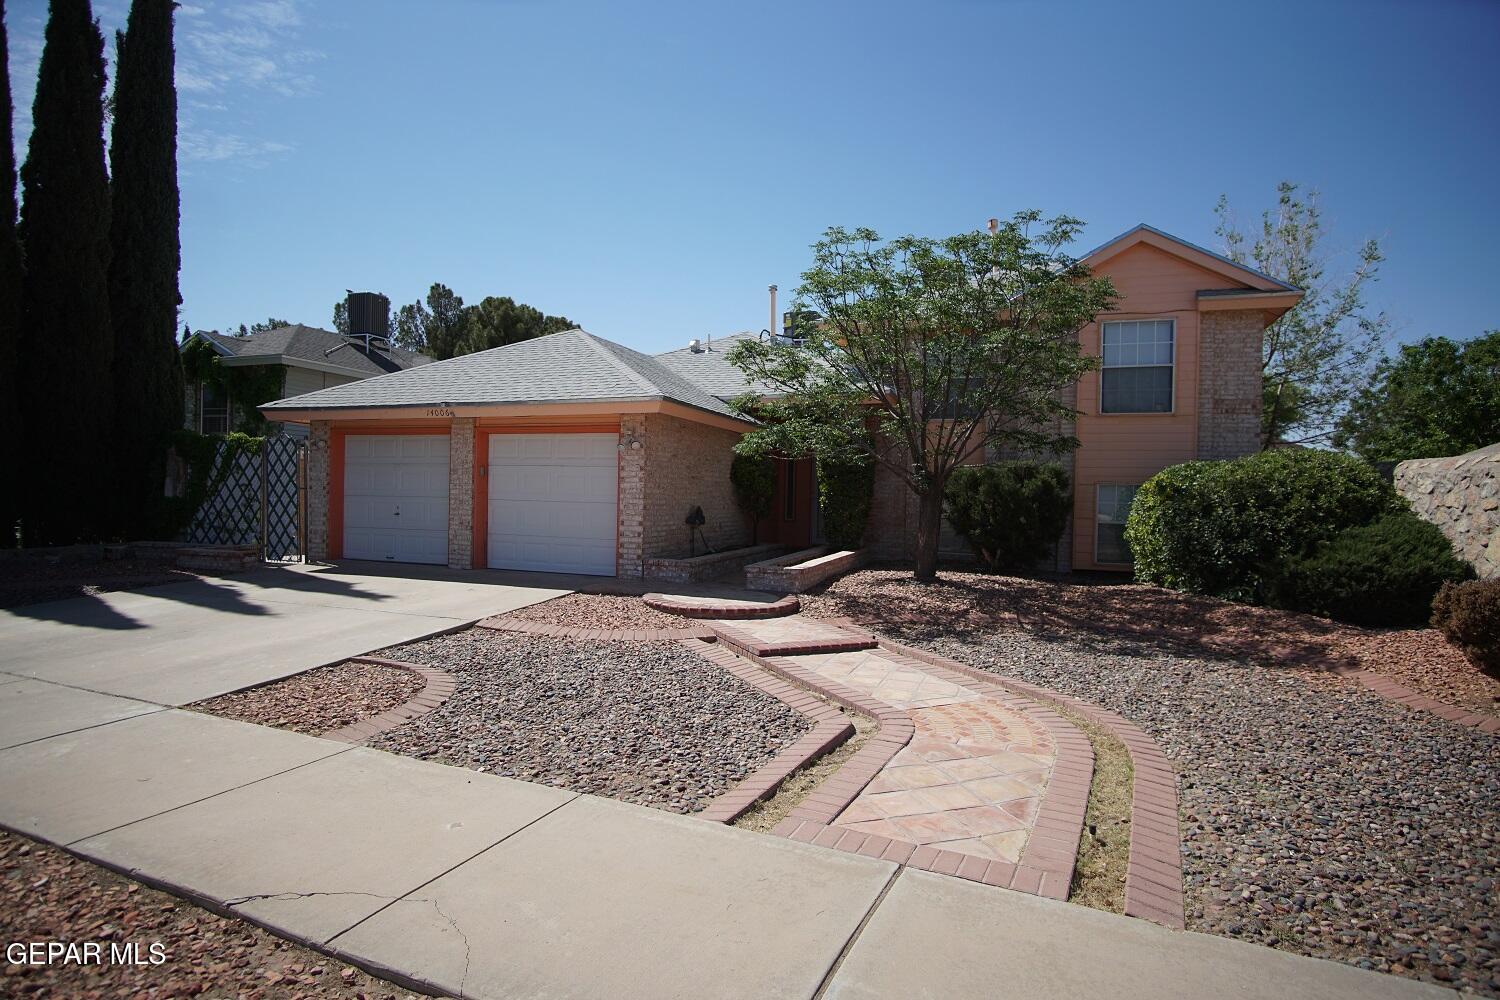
(186, 436, 305, 562)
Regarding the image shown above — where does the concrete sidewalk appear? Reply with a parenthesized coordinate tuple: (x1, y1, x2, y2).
(0, 561, 569, 705)
(0, 697, 1456, 999)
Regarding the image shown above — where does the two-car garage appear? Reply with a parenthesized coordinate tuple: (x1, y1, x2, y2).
(340, 431, 618, 575)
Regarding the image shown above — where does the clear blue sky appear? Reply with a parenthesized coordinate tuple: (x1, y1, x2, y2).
(7, 0, 1498, 355)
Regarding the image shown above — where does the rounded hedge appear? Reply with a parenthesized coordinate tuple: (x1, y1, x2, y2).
(1124, 449, 1405, 603)
(1263, 513, 1474, 626)
(944, 461, 1071, 571)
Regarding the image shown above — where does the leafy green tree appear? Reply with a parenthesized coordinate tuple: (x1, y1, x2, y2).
(392, 298, 430, 352)
(0, 1, 23, 545)
(728, 214, 1116, 580)
(457, 295, 574, 354)
(1332, 331, 1500, 461)
(1215, 182, 1388, 447)
(235, 318, 289, 337)
(331, 299, 348, 334)
(108, 0, 183, 539)
(19, 0, 114, 544)
(421, 283, 468, 360)
(729, 453, 775, 543)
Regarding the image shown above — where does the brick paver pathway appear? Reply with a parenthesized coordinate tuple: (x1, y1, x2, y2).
(790, 648, 1056, 863)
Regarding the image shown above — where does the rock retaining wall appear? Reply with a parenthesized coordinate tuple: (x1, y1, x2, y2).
(1394, 443, 1499, 579)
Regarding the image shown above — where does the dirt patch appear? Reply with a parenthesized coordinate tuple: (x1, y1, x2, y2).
(0, 829, 419, 999)
(1053, 706, 1132, 913)
(804, 567, 1499, 717)
(734, 711, 876, 834)
(188, 662, 425, 736)
(506, 592, 690, 631)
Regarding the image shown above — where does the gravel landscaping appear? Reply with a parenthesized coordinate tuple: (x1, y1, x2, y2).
(505, 592, 689, 631)
(804, 568, 1499, 716)
(370, 629, 812, 813)
(0, 557, 200, 609)
(0, 830, 418, 999)
(810, 569, 1499, 996)
(189, 662, 425, 736)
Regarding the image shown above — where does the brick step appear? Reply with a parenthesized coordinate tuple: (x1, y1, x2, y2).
(642, 593, 800, 620)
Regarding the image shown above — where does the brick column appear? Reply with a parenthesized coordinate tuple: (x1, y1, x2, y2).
(448, 419, 475, 569)
(307, 420, 331, 561)
(1198, 310, 1264, 459)
(617, 415, 647, 578)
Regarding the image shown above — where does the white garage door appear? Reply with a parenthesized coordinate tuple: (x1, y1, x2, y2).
(344, 434, 449, 565)
(488, 433, 617, 575)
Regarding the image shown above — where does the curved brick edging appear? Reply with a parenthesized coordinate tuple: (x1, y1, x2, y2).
(1336, 667, 1500, 734)
(475, 615, 715, 642)
(685, 641, 856, 823)
(711, 620, 1091, 903)
(321, 656, 456, 744)
(876, 636, 1186, 930)
(644, 593, 802, 619)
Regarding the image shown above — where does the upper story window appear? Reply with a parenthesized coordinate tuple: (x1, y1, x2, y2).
(1101, 319, 1174, 413)
(200, 381, 230, 436)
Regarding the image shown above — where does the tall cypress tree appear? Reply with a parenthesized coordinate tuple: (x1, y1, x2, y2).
(19, 0, 113, 544)
(109, 0, 182, 538)
(0, 2, 24, 546)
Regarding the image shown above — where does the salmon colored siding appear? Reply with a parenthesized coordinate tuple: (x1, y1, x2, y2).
(1071, 243, 1256, 570)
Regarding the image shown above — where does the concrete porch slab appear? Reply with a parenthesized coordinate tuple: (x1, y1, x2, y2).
(0, 677, 164, 750)
(72, 747, 576, 946)
(823, 868, 1456, 1000)
(0, 710, 346, 844)
(331, 794, 895, 1000)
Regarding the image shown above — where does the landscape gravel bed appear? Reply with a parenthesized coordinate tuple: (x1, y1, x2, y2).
(0, 558, 201, 609)
(808, 572, 1497, 995)
(804, 568, 1499, 716)
(0, 830, 419, 999)
(189, 662, 425, 736)
(505, 592, 690, 631)
(370, 629, 812, 813)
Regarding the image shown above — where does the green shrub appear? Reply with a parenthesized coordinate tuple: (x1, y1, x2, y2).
(818, 456, 874, 550)
(943, 461, 1071, 572)
(730, 453, 775, 543)
(1126, 449, 1404, 603)
(1431, 579, 1500, 680)
(1263, 514, 1474, 626)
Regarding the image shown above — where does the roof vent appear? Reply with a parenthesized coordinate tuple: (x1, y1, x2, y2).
(688, 338, 704, 353)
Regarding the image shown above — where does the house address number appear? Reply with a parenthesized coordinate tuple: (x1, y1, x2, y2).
(426, 407, 456, 417)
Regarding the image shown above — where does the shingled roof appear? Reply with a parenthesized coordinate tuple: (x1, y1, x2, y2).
(197, 325, 433, 377)
(261, 328, 749, 422)
(653, 331, 780, 401)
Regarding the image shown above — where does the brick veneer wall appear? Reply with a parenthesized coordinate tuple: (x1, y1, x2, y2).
(447, 419, 474, 569)
(1197, 310, 1264, 460)
(640, 413, 749, 560)
(617, 415, 647, 578)
(307, 420, 331, 561)
(1395, 444, 1500, 579)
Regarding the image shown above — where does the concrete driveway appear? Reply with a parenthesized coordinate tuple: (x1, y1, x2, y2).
(0, 561, 567, 708)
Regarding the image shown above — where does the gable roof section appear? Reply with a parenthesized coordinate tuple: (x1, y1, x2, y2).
(191, 325, 433, 378)
(1080, 224, 1300, 293)
(654, 331, 779, 400)
(260, 328, 748, 423)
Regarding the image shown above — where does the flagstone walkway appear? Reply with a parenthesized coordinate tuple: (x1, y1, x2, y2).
(706, 615, 1093, 900)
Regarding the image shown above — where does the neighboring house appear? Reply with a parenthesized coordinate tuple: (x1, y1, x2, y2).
(183, 325, 433, 437)
(261, 224, 1300, 578)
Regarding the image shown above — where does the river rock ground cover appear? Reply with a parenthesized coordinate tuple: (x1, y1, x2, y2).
(503, 592, 688, 630)
(805, 568, 1499, 997)
(371, 628, 811, 814)
(0, 830, 418, 999)
(190, 661, 425, 736)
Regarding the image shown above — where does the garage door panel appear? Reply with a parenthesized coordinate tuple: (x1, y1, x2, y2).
(486, 433, 617, 576)
(343, 434, 449, 566)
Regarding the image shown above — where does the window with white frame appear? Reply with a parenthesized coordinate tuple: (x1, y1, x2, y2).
(1100, 320, 1174, 413)
(1096, 484, 1138, 564)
